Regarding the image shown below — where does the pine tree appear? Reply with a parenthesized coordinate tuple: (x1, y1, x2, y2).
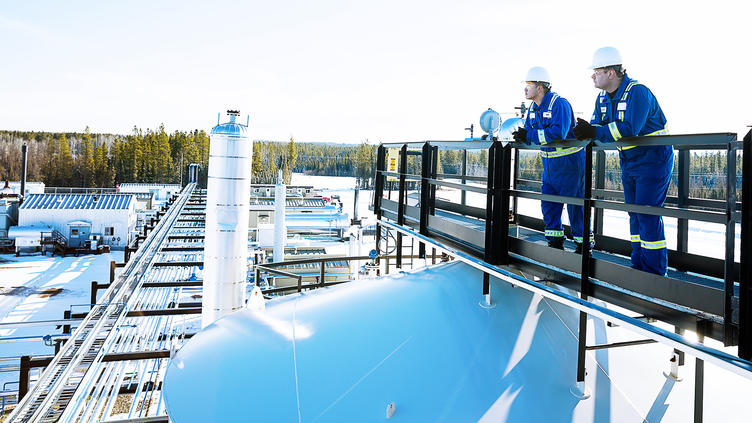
(57, 133, 73, 186)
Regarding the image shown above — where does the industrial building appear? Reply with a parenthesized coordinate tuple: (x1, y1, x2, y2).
(118, 183, 181, 203)
(17, 193, 137, 249)
(0, 180, 45, 195)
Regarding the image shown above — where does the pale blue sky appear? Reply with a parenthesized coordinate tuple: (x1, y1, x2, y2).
(1, 0, 749, 142)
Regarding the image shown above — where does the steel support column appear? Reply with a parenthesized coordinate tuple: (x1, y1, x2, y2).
(723, 137, 738, 345)
(396, 145, 408, 268)
(419, 143, 433, 258)
(375, 146, 386, 257)
(577, 141, 595, 383)
(740, 129, 752, 359)
(484, 142, 497, 265)
(461, 150, 467, 205)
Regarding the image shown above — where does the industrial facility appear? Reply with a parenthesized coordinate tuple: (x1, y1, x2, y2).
(2, 112, 751, 423)
(16, 193, 137, 250)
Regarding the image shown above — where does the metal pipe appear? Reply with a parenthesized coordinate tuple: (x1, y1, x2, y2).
(273, 171, 287, 263)
(20, 144, 27, 203)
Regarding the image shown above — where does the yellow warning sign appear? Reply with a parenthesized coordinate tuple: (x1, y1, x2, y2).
(386, 150, 399, 182)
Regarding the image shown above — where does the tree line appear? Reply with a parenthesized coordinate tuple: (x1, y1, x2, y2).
(0, 129, 378, 190)
(0, 128, 739, 200)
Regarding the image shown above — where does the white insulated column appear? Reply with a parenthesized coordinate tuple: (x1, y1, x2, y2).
(273, 171, 287, 263)
(202, 110, 252, 328)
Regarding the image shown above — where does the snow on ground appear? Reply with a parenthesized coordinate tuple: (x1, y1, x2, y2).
(0, 251, 124, 387)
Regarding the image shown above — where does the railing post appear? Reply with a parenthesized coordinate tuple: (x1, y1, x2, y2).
(320, 260, 325, 287)
(723, 137, 738, 345)
(63, 310, 71, 335)
(18, 355, 30, 400)
(739, 129, 751, 359)
(90, 281, 98, 307)
(419, 142, 433, 259)
(110, 260, 116, 283)
(512, 148, 520, 222)
(694, 320, 708, 423)
(576, 141, 595, 386)
(375, 145, 386, 257)
(593, 150, 606, 235)
(481, 142, 498, 303)
(677, 149, 690, 262)
(396, 145, 407, 269)
(484, 142, 498, 265)
(461, 149, 467, 206)
(430, 146, 438, 216)
(497, 143, 511, 265)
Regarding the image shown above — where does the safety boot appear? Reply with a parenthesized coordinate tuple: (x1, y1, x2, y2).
(548, 239, 564, 250)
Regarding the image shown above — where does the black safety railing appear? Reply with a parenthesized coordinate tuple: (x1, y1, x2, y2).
(373, 131, 749, 361)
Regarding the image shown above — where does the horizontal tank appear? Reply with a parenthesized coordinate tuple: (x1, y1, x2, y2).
(164, 261, 606, 421)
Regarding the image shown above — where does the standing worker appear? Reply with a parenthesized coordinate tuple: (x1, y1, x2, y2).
(512, 67, 591, 253)
(573, 47, 672, 276)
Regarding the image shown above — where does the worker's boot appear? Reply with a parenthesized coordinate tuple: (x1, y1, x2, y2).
(548, 239, 564, 250)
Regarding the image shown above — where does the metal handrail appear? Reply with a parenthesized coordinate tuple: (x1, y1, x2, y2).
(377, 218, 752, 380)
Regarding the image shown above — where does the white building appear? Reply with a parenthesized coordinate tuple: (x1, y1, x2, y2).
(18, 194, 136, 248)
(0, 181, 45, 195)
(118, 183, 181, 203)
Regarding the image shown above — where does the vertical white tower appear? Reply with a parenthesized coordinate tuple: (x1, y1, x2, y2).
(202, 110, 252, 328)
(273, 170, 287, 263)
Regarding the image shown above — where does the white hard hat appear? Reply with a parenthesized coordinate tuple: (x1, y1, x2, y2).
(590, 46, 623, 69)
(524, 66, 551, 84)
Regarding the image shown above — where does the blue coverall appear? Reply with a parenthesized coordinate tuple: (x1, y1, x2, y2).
(525, 91, 590, 247)
(589, 74, 673, 275)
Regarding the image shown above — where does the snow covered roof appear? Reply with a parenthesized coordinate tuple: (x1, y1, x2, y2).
(118, 183, 181, 190)
(19, 194, 134, 210)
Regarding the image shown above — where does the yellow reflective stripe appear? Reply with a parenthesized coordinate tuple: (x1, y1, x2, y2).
(618, 111, 624, 121)
(545, 230, 564, 237)
(540, 147, 583, 158)
(538, 129, 547, 145)
(617, 127, 668, 151)
(608, 122, 622, 141)
(630, 235, 641, 242)
(646, 128, 669, 136)
(641, 239, 667, 250)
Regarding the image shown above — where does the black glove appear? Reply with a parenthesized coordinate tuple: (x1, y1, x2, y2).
(512, 128, 528, 143)
(573, 118, 596, 140)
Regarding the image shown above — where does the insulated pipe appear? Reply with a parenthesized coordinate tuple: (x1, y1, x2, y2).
(352, 185, 360, 224)
(202, 111, 252, 328)
(273, 171, 287, 263)
(20, 144, 27, 203)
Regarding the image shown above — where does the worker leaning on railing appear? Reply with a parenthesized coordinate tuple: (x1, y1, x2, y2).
(511, 66, 593, 254)
(573, 46, 673, 276)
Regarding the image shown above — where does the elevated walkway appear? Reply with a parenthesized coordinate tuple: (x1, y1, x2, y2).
(368, 131, 752, 421)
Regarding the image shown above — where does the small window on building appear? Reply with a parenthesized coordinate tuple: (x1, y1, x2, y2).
(105, 227, 115, 236)
(71, 229, 79, 236)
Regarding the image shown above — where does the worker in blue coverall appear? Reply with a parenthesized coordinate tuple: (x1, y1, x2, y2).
(512, 67, 592, 253)
(573, 47, 673, 276)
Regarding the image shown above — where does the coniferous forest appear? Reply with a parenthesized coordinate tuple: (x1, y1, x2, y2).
(0, 128, 742, 199)
(0, 128, 378, 189)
